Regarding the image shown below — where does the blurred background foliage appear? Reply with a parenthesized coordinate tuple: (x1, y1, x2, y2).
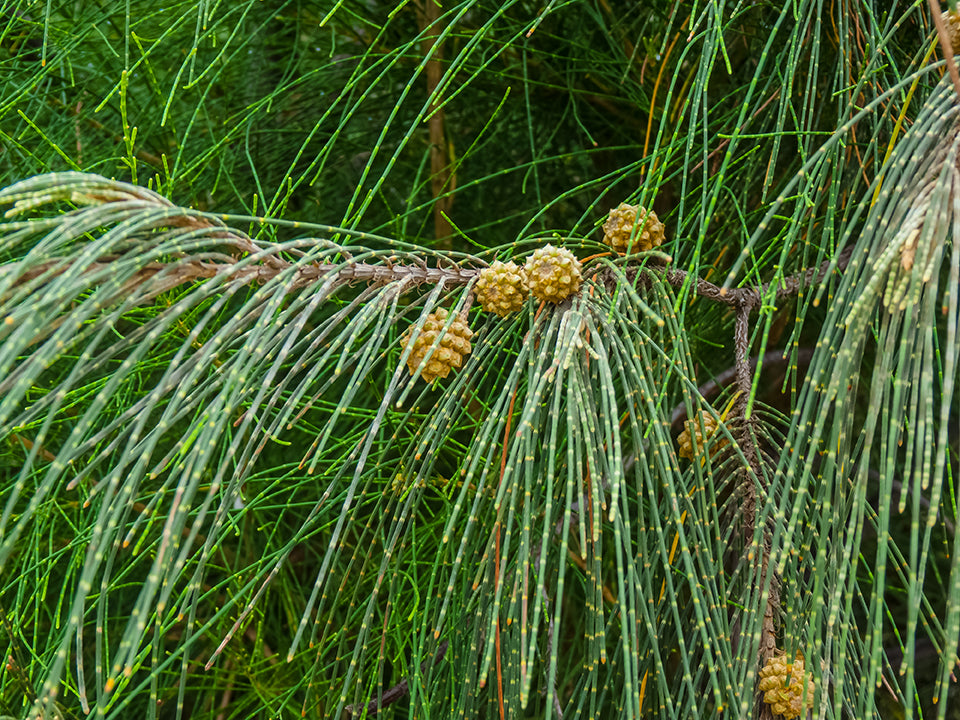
(1, 1, 959, 719)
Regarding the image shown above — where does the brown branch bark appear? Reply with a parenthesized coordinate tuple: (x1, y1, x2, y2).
(732, 295, 779, 720)
(416, 1, 455, 246)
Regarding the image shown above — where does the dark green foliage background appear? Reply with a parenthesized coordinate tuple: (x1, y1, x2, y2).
(1, 2, 959, 720)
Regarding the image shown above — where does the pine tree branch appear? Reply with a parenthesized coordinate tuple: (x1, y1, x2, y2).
(632, 246, 851, 309)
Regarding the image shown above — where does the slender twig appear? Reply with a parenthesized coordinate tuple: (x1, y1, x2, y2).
(344, 639, 449, 716)
(930, 0, 960, 102)
(733, 302, 755, 404)
(720, 280, 781, 719)
(1, 257, 482, 308)
(631, 246, 851, 309)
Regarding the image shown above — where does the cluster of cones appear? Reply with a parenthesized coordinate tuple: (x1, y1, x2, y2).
(402, 202, 666, 382)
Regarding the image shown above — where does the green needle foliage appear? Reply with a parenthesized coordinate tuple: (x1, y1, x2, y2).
(1, 2, 959, 719)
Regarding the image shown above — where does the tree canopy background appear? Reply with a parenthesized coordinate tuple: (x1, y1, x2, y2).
(1, 2, 959, 719)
